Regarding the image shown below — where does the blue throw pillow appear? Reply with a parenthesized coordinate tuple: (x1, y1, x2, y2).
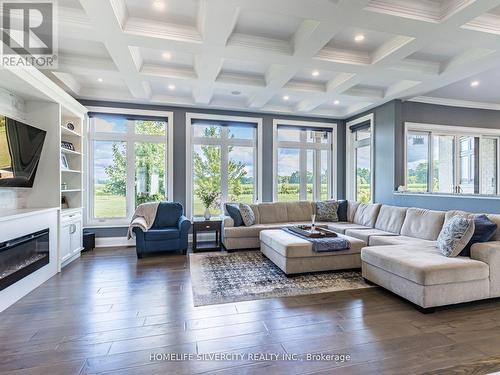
(225, 204, 243, 227)
(337, 200, 348, 222)
(460, 215, 497, 256)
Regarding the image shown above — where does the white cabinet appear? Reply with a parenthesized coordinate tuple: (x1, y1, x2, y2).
(59, 210, 83, 269)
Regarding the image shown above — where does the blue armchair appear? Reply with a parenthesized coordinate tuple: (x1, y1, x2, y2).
(133, 202, 191, 258)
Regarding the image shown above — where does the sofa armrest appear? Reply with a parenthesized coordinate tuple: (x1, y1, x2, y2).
(177, 215, 191, 232)
(223, 216, 234, 228)
(471, 241, 500, 298)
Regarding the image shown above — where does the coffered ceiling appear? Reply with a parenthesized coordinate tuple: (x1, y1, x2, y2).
(43, 0, 500, 118)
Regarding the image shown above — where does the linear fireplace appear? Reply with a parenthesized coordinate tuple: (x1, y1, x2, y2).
(0, 229, 49, 291)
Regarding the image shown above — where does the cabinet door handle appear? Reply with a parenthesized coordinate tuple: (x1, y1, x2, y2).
(70, 224, 76, 234)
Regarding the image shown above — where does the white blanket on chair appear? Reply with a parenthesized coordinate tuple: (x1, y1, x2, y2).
(127, 202, 161, 239)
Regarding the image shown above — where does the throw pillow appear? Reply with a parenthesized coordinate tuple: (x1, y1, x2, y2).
(437, 216, 475, 257)
(460, 214, 498, 256)
(316, 200, 339, 222)
(239, 203, 255, 226)
(225, 203, 243, 227)
(337, 200, 348, 222)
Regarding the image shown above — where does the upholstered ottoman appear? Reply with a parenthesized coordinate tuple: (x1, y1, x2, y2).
(259, 229, 366, 275)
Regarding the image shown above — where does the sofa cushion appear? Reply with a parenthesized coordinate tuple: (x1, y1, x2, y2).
(225, 223, 286, 238)
(369, 235, 436, 247)
(487, 214, 500, 241)
(375, 205, 407, 234)
(445, 210, 476, 222)
(326, 222, 370, 234)
(361, 245, 489, 285)
(337, 200, 348, 222)
(286, 201, 314, 222)
(437, 216, 475, 257)
(353, 203, 381, 227)
(225, 204, 243, 227)
(462, 215, 498, 257)
(260, 229, 366, 258)
(316, 200, 339, 222)
(345, 228, 398, 244)
(239, 203, 256, 226)
(258, 202, 288, 224)
(347, 201, 360, 222)
(152, 202, 182, 228)
(400, 208, 445, 241)
(144, 228, 179, 241)
(224, 221, 331, 239)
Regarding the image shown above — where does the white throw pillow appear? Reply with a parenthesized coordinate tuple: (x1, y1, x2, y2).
(239, 203, 255, 226)
(437, 216, 475, 257)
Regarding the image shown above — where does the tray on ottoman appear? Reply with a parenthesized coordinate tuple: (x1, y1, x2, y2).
(288, 225, 338, 238)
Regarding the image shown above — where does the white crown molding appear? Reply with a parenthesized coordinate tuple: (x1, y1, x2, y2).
(227, 33, 292, 55)
(409, 96, 500, 111)
(125, 18, 202, 43)
(315, 47, 370, 66)
(462, 13, 500, 35)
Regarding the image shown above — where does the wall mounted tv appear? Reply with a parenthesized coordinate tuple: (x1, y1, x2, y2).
(0, 116, 46, 188)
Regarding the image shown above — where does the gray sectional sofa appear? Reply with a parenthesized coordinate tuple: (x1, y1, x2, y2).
(223, 201, 500, 311)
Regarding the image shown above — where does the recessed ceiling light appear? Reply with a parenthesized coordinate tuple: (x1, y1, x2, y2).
(162, 51, 172, 60)
(231, 90, 241, 95)
(97, 78, 103, 83)
(470, 80, 480, 87)
(333, 100, 340, 105)
(354, 34, 365, 42)
(312, 70, 320, 77)
(168, 84, 176, 91)
(283, 95, 289, 101)
(153, 1, 166, 11)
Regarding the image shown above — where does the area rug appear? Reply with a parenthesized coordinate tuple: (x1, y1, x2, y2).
(189, 251, 374, 306)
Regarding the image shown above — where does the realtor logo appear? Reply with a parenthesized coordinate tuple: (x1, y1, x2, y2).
(1, 1, 58, 68)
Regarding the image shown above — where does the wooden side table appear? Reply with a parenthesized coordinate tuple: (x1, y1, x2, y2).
(191, 217, 223, 252)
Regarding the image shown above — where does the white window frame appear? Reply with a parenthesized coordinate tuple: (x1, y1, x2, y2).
(86, 107, 174, 227)
(346, 114, 375, 202)
(404, 122, 500, 195)
(272, 119, 337, 201)
(185, 113, 263, 219)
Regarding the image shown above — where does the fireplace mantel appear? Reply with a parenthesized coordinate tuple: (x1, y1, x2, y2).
(0, 207, 59, 222)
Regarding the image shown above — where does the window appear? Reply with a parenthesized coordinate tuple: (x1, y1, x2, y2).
(187, 114, 262, 217)
(274, 121, 336, 202)
(347, 114, 373, 203)
(88, 109, 173, 224)
(405, 123, 500, 196)
(406, 132, 429, 192)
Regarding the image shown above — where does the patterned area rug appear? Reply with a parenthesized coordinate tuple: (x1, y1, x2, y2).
(189, 251, 374, 306)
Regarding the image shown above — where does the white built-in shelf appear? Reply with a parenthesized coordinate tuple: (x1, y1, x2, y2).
(61, 169, 81, 174)
(61, 148, 82, 156)
(61, 189, 81, 193)
(61, 126, 81, 137)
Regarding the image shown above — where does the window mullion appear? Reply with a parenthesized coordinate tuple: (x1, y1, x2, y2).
(221, 128, 229, 210)
(301, 131, 308, 200)
(429, 133, 434, 193)
(315, 146, 321, 200)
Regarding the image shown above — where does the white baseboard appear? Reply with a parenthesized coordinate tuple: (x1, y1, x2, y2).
(95, 233, 217, 248)
(95, 237, 135, 248)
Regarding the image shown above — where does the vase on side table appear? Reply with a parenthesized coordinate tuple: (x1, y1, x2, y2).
(204, 207, 211, 220)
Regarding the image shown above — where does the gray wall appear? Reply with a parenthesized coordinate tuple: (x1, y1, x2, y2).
(81, 100, 344, 237)
(346, 100, 402, 204)
(347, 100, 500, 214)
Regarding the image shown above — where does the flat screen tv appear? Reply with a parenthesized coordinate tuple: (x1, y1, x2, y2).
(0, 116, 46, 188)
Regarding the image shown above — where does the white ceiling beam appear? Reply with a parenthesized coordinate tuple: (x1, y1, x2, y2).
(79, 0, 151, 99)
(192, 0, 240, 104)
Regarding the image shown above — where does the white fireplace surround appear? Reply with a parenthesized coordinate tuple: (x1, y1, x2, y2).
(0, 208, 58, 312)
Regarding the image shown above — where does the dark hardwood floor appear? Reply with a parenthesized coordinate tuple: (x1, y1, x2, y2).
(1, 247, 500, 374)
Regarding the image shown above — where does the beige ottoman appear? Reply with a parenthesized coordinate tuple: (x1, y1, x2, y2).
(259, 229, 366, 275)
